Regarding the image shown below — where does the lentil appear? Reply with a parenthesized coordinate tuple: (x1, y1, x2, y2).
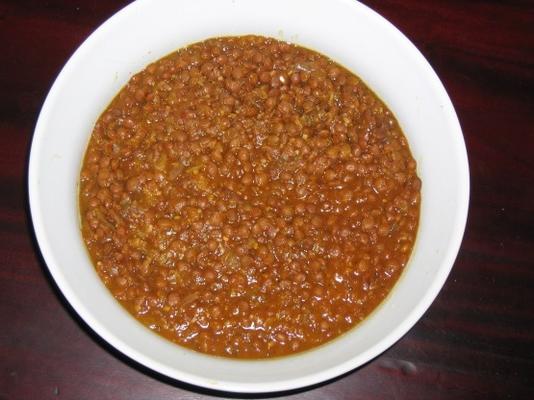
(79, 35, 420, 359)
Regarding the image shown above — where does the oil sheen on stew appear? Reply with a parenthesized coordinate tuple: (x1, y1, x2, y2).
(79, 35, 421, 358)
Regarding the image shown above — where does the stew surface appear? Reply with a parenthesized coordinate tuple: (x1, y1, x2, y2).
(79, 35, 421, 358)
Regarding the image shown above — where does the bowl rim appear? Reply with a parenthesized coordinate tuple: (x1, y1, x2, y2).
(28, 0, 470, 393)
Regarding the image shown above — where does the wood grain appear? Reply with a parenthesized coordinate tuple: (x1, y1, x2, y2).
(1, 1, 533, 399)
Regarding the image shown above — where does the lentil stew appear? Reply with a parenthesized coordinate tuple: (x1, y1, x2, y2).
(79, 35, 421, 358)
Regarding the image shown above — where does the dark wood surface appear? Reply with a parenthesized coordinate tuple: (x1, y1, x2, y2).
(1, 1, 533, 399)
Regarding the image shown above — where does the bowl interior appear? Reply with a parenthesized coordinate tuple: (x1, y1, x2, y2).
(29, 0, 469, 393)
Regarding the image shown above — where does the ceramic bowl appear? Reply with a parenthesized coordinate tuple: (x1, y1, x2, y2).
(28, 0, 469, 393)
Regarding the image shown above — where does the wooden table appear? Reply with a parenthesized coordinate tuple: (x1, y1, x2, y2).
(1, 1, 532, 399)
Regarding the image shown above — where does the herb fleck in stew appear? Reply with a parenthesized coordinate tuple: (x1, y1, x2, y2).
(79, 36, 421, 358)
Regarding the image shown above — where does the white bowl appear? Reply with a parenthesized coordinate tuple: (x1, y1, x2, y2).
(28, 0, 469, 393)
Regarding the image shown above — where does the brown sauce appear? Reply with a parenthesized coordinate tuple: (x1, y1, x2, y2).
(79, 35, 421, 358)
